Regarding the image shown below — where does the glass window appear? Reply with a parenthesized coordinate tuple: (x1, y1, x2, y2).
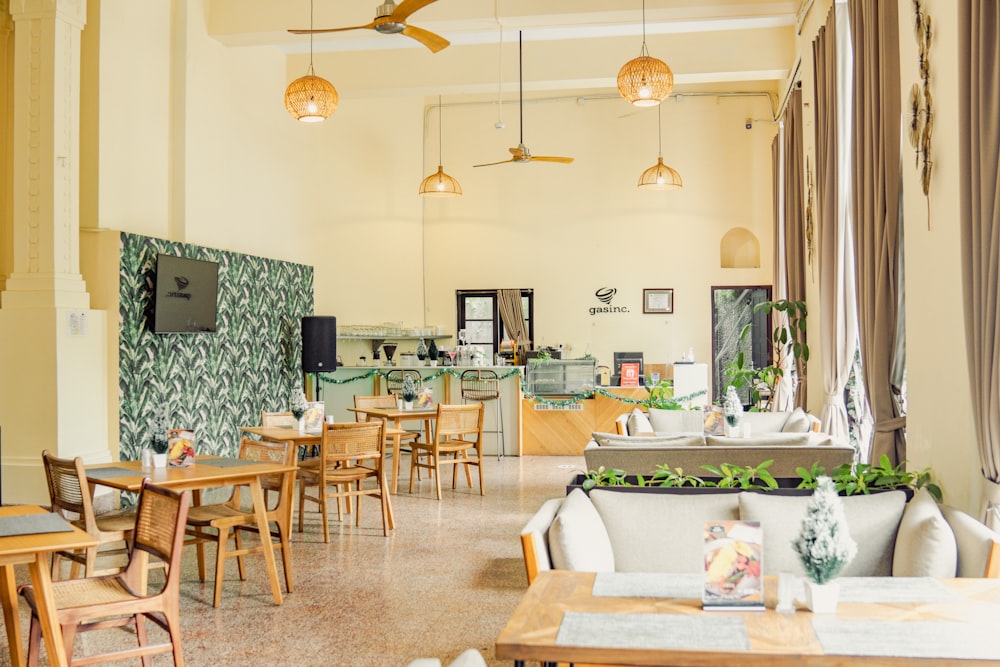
(456, 290, 534, 359)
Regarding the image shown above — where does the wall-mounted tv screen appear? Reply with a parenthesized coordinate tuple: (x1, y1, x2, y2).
(153, 254, 219, 333)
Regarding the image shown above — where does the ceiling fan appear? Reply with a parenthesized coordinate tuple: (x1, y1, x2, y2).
(474, 32, 574, 168)
(288, 0, 450, 54)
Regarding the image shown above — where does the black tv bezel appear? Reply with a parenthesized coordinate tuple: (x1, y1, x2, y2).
(152, 254, 220, 334)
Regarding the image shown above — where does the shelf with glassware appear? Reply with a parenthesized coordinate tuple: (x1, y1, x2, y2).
(313, 364, 523, 457)
(336, 335, 452, 357)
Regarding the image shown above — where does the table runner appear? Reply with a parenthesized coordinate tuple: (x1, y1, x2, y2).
(86, 466, 140, 480)
(835, 577, 957, 603)
(593, 572, 703, 599)
(812, 618, 1000, 660)
(0, 513, 73, 537)
(556, 611, 749, 652)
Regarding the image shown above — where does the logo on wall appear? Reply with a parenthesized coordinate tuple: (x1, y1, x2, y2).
(590, 287, 628, 316)
(168, 275, 193, 300)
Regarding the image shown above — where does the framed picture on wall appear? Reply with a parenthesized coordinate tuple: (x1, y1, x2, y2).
(643, 288, 674, 314)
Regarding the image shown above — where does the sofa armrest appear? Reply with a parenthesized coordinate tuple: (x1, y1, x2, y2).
(615, 412, 630, 435)
(520, 498, 563, 584)
(941, 504, 1000, 578)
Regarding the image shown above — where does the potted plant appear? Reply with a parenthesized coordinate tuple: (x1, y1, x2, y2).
(725, 298, 809, 411)
(416, 338, 429, 365)
(401, 376, 418, 410)
(792, 476, 857, 612)
(290, 388, 308, 433)
(723, 385, 744, 436)
(428, 339, 439, 367)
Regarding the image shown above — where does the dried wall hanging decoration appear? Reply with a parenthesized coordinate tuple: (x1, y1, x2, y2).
(908, 0, 933, 229)
(805, 158, 815, 280)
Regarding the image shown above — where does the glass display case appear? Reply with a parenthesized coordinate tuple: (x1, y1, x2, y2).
(524, 359, 596, 396)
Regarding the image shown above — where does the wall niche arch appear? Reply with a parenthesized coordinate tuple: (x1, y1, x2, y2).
(720, 227, 761, 268)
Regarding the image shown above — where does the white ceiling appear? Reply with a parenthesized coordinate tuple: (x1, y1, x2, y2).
(206, 0, 801, 99)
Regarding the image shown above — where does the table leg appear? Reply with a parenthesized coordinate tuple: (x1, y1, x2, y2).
(1, 564, 25, 667)
(28, 553, 69, 667)
(249, 479, 283, 605)
(392, 417, 404, 495)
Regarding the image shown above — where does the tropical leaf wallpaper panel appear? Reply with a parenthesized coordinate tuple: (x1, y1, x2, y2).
(118, 233, 313, 461)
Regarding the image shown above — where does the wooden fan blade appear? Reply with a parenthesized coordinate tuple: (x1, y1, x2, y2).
(530, 156, 575, 164)
(473, 158, 516, 168)
(401, 25, 450, 52)
(391, 0, 438, 23)
(289, 22, 375, 35)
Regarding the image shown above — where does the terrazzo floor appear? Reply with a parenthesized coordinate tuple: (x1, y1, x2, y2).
(0, 454, 586, 667)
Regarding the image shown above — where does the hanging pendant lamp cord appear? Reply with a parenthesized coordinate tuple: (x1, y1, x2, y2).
(519, 31, 523, 146)
(308, 0, 316, 75)
(640, 0, 649, 56)
(657, 103, 663, 159)
(438, 95, 444, 165)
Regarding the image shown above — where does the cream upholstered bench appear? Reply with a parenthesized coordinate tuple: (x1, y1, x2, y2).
(520, 487, 1000, 584)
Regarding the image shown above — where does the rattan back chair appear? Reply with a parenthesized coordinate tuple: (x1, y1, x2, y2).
(297, 421, 394, 541)
(42, 449, 137, 579)
(384, 369, 422, 395)
(184, 438, 296, 607)
(409, 403, 485, 500)
(460, 369, 506, 460)
(19, 480, 191, 666)
(261, 410, 296, 428)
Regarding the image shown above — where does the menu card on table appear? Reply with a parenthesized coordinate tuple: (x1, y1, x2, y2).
(702, 520, 764, 610)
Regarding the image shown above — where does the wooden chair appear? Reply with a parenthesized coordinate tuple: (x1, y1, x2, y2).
(42, 450, 138, 579)
(297, 421, 394, 541)
(409, 403, 485, 500)
(260, 410, 296, 428)
(19, 480, 191, 666)
(184, 438, 296, 607)
(384, 369, 422, 395)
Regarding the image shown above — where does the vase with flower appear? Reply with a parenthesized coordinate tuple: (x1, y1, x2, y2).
(792, 476, 857, 613)
(723, 385, 744, 437)
(290, 388, 309, 433)
(401, 376, 418, 410)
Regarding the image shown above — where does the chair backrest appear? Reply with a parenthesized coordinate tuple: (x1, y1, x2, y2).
(353, 394, 398, 423)
(128, 480, 191, 591)
(261, 410, 296, 428)
(434, 403, 484, 443)
(42, 449, 97, 532)
(321, 421, 384, 464)
(384, 370, 422, 396)
(460, 369, 500, 401)
(238, 437, 296, 494)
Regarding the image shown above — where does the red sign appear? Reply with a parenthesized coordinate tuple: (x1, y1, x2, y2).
(620, 363, 640, 387)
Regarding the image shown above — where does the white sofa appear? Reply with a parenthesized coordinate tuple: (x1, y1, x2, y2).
(520, 486, 1000, 584)
(585, 407, 855, 479)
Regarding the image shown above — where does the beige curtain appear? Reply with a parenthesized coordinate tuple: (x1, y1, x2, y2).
(814, 8, 857, 440)
(497, 289, 529, 362)
(848, 0, 905, 465)
(784, 88, 807, 409)
(959, 0, 1000, 528)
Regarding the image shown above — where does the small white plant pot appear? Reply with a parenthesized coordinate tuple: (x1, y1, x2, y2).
(804, 579, 840, 614)
(403, 401, 414, 411)
(297, 416, 306, 434)
(430, 360, 438, 367)
(152, 453, 168, 469)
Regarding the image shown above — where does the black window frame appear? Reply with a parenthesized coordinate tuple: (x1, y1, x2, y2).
(456, 289, 534, 359)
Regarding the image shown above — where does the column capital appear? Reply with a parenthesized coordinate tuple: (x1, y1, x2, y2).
(10, 0, 86, 28)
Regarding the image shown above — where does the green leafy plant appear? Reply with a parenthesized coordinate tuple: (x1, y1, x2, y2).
(646, 465, 705, 488)
(531, 348, 552, 364)
(289, 389, 308, 420)
(701, 460, 778, 490)
(724, 299, 809, 411)
(801, 456, 942, 501)
(582, 466, 628, 491)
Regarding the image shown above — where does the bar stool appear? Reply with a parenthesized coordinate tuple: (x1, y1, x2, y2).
(460, 369, 505, 460)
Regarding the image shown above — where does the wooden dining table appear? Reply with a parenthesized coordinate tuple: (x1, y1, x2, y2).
(0, 505, 98, 667)
(346, 406, 438, 493)
(241, 423, 411, 493)
(84, 457, 296, 605)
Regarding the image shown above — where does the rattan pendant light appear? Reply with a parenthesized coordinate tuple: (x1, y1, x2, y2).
(284, 0, 338, 122)
(617, 0, 673, 107)
(419, 96, 462, 197)
(638, 104, 682, 190)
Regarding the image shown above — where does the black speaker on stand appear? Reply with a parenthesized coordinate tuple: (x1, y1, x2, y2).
(302, 316, 337, 402)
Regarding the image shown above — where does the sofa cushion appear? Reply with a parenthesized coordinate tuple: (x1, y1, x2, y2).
(648, 408, 705, 434)
(548, 489, 616, 572)
(740, 411, 791, 433)
(940, 504, 1000, 578)
(626, 408, 654, 435)
(738, 490, 906, 576)
(590, 489, 740, 572)
(892, 488, 957, 577)
(592, 432, 704, 448)
(705, 433, 810, 447)
(781, 407, 812, 433)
